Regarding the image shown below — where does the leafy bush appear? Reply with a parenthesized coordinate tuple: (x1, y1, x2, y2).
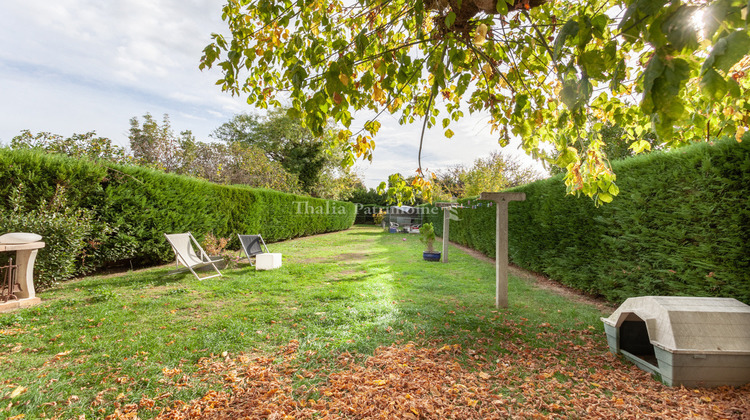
(426, 137, 750, 304)
(419, 223, 436, 253)
(0, 184, 94, 289)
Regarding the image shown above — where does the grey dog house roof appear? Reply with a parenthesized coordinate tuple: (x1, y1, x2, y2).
(601, 296, 750, 355)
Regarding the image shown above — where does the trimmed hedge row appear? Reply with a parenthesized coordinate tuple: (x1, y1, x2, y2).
(0, 149, 356, 287)
(426, 138, 750, 304)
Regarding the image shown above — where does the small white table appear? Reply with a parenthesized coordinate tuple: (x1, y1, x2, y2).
(256, 253, 282, 270)
(0, 241, 44, 311)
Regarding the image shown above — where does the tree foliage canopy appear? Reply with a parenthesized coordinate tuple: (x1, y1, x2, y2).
(202, 0, 750, 204)
(11, 130, 128, 163)
(433, 150, 542, 198)
(212, 108, 362, 198)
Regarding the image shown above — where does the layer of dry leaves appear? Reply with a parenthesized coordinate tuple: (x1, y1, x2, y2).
(104, 332, 750, 420)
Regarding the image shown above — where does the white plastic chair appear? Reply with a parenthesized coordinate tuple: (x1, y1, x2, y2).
(164, 232, 222, 280)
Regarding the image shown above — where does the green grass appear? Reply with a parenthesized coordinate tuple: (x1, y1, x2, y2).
(0, 225, 607, 418)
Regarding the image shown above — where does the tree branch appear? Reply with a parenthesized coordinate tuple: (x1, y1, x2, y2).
(418, 44, 449, 175)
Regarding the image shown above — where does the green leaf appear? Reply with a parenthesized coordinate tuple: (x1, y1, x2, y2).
(703, 0, 731, 39)
(598, 192, 613, 203)
(609, 58, 627, 93)
(699, 68, 728, 99)
(637, 0, 670, 17)
(513, 94, 529, 117)
(496, 0, 508, 15)
(553, 20, 580, 60)
(354, 29, 369, 54)
(591, 14, 609, 39)
(579, 50, 607, 79)
(629, 139, 652, 154)
(727, 77, 741, 98)
(662, 6, 700, 51)
(709, 30, 750, 72)
(641, 54, 665, 114)
(556, 146, 578, 167)
(445, 12, 456, 28)
(560, 80, 579, 110)
(576, 16, 593, 48)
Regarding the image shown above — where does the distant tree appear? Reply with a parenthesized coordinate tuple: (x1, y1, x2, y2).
(431, 151, 541, 198)
(128, 113, 185, 172)
(347, 186, 388, 206)
(432, 165, 467, 199)
(10, 130, 127, 163)
(210, 113, 259, 145)
(129, 112, 301, 192)
(310, 167, 365, 201)
(213, 108, 346, 196)
(461, 152, 540, 197)
(175, 133, 301, 192)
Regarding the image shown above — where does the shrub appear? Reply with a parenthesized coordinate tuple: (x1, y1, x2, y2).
(419, 223, 436, 253)
(0, 185, 94, 289)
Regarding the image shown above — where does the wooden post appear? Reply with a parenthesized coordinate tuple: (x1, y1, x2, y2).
(442, 207, 450, 262)
(436, 202, 459, 264)
(479, 192, 525, 308)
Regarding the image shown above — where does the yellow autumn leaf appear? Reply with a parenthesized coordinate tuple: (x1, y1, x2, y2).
(9, 386, 27, 399)
(473, 23, 488, 45)
(372, 379, 387, 386)
(374, 59, 386, 77)
(372, 85, 386, 104)
(477, 23, 488, 37)
(339, 73, 349, 86)
(736, 126, 745, 142)
(482, 63, 492, 77)
(388, 97, 403, 113)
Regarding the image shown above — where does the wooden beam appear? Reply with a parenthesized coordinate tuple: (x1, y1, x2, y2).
(436, 202, 460, 264)
(479, 192, 525, 308)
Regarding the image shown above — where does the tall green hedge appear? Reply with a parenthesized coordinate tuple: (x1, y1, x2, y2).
(427, 138, 750, 304)
(0, 149, 356, 287)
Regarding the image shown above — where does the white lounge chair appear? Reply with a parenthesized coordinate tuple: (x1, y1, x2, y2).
(237, 234, 270, 266)
(164, 232, 222, 280)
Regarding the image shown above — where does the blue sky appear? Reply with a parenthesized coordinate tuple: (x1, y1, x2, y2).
(0, 0, 546, 189)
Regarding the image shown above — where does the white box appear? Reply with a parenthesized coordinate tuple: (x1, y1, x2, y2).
(256, 253, 282, 270)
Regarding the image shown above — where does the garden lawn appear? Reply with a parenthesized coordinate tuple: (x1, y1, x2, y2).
(0, 225, 747, 419)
